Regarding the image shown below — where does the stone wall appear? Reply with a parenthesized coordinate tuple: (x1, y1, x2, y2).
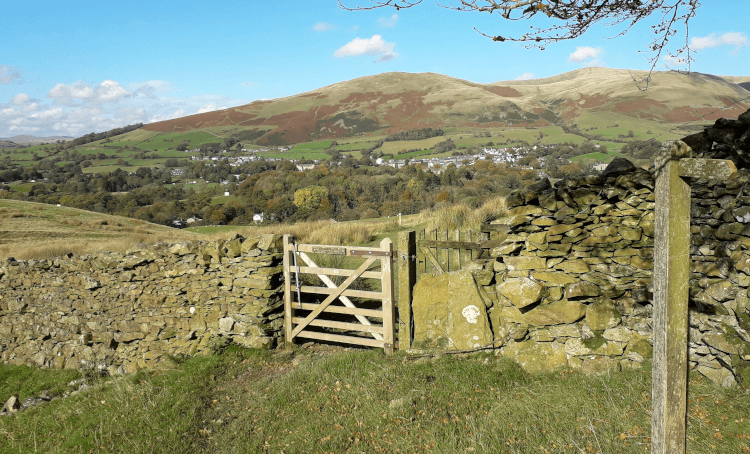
(0, 234, 285, 375)
(413, 109, 750, 387)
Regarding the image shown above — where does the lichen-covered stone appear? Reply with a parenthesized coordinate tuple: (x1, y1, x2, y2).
(585, 299, 622, 330)
(412, 271, 492, 350)
(523, 299, 586, 326)
(497, 278, 544, 309)
(564, 281, 601, 299)
(504, 256, 547, 270)
(502, 340, 567, 373)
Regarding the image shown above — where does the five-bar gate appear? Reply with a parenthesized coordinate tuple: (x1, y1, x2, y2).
(282, 235, 396, 354)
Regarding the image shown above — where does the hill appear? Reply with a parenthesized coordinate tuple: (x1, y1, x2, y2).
(0, 199, 199, 261)
(2, 135, 75, 146)
(141, 68, 750, 145)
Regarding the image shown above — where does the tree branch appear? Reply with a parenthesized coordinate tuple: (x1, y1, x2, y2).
(339, 0, 703, 83)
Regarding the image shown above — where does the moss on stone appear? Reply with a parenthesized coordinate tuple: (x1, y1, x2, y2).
(735, 363, 750, 389)
(629, 339, 653, 358)
(582, 331, 606, 350)
(738, 312, 750, 332)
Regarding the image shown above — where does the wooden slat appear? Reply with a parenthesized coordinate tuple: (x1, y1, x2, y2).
(297, 251, 383, 341)
(292, 244, 390, 255)
(291, 257, 377, 338)
(455, 229, 461, 272)
(297, 303, 384, 317)
(420, 240, 483, 250)
(420, 246, 445, 275)
(296, 266, 382, 279)
(293, 285, 383, 300)
(291, 317, 384, 335)
(295, 330, 385, 348)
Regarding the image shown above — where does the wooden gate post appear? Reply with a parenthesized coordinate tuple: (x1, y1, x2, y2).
(398, 231, 416, 350)
(381, 238, 396, 355)
(651, 144, 736, 454)
(282, 234, 294, 350)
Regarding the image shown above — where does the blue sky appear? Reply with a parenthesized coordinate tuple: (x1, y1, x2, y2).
(1, 0, 748, 138)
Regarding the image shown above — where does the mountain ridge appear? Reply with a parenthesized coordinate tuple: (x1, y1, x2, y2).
(104, 68, 750, 145)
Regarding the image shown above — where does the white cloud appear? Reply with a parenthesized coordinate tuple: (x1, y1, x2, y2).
(1, 78, 248, 138)
(196, 103, 227, 114)
(0, 65, 22, 85)
(130, 79, 175, 98)
(11, 93, 30, 106)
(378, 14, 398, 28)
(691, 32, 748, 50)
(568, 46, 602, 63)
(515, 73, 535, 81)
(148, 109, 187, 124)
(314, 22, 334, 32)
(47, 80, 131, 105)
(334, 35, 398, 62)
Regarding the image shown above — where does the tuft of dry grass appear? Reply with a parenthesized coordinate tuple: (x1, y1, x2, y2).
(419, 196, 507, 232)
(229, 219, 378, 246)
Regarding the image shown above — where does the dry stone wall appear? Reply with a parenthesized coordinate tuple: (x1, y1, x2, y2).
(413, 109, 750, 387)
(0, 234, 285, 375)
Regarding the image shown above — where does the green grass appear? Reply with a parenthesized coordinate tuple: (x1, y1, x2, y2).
(258, 150, 331, 160)
(397, 148, 437, 159)
(210, 195, 239, 206)
(572, 151, 622, 162)
(1, 347, 749, 453)
(8, 183, 34, 193)
(293, 140, 333, 150)
(0, 365, 81, 401)
(185, 225, 246, 234)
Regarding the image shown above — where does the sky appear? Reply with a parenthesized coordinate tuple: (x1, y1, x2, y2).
(1, 0, 749, 138)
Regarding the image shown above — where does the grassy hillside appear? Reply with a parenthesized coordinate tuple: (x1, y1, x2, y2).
(138, 68, 750, 146)
(0, 200, 199, 260)
(6, 69, 749, 172)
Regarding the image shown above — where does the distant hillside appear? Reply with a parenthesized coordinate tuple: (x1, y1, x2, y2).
(142, 68, 750, 145)
(0, 199, 199, 261)
(2, 135, 75, 145)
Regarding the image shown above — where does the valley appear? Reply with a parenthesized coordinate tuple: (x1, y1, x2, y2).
(1, 68, 748, 239)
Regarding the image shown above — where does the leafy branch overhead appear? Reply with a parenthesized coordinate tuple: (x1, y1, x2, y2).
(338, 0, 701, 74)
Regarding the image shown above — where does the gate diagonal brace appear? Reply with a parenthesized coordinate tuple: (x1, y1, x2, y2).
(291, 257, 377, 338)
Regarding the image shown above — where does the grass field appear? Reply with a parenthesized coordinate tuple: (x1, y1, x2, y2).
(1, 346, 748, 454)
(292, 140, 333, 150)
(258, 150, 331, 160)
(0, 199, 199, 261)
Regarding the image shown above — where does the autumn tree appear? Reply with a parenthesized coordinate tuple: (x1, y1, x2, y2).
(339, 0, 700, 81)
(293, 185, 330, 210)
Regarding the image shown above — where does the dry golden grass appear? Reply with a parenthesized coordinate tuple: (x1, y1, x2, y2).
(419, 196, 507, 232)
(0, 199, 200, 261)
(0, 196, 508, 261)
(227, 218, 402, 246)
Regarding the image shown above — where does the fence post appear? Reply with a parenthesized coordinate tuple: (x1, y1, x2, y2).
(398, 231, 416, 350)
(381, 238, 396, 355)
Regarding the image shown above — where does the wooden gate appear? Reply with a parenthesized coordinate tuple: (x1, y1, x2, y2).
(414, 224, 506, 276)
(282, 235, 396, 354)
